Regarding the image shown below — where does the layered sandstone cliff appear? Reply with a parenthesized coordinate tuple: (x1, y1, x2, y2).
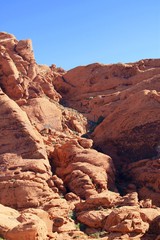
(0, 32, 160, 240)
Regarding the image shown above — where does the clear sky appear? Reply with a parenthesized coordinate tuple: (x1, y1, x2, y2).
(1, 0, 160, 70)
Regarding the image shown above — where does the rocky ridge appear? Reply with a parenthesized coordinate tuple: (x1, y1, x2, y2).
(0, 32, 160, 240)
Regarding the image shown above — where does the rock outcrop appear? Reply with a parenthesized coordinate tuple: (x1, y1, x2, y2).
(0, 32, 160, 240)
(53, 60, 160, 163)
(0, 204, 51, 240)
(93, 89, 160, 163)
(52, 139, 116, 199)
(0, 32, 62, 101)
(124, 158, 160, 206)
(0, 90, 46, 159)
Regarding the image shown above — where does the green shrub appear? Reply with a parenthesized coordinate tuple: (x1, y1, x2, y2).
(89, 231, 107, 238)
(68, 210, 76, 220)
(75, 222, 86, 231)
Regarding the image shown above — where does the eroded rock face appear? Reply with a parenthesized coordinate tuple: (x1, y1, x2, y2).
(52, 139, 116, 199)
(0, 153, 55, 208)
(53, 60, 160, 121)
(104, 206, 149, 234)
(21, 97, 63, 132)
(93, 90, 160, 163)
(0, 32, 160, 240)
(124, 158, 160, 206)
(0, 32, 62, 101)
(0, 91, 47, 159)
(53, 60, 160, 163)
(0, 204, 52, 240)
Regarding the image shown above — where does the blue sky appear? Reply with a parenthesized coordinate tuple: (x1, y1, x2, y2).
(1, 0, 160, 70)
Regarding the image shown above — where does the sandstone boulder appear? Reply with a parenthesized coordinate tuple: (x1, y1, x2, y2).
(75, 191, 122, 212)
(0, 32, 17, 50)
(21, 208, 53, 233)
(0, 204, 50, 240)
(0, 153, 58, 208)
(61, 107, 87, 135)
(140, 208, 160, 224)
(0, 204, 20, 237)
(77, 210, 111, 228)
(27, 72, 61, 100)
(15, 39, 35, 62)
(22, 97, 63, 132)
(53, 139, 116, 199)
(6, 213, 48, 240)
(104, 206, 149, 234)
(0, 90, 46, 159)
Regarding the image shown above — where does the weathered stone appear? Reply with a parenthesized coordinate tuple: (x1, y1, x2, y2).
(104, 206, 149, 234)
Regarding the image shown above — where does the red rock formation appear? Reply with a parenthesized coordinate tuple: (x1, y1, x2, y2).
(0, 32, 62, 101)
(21, 97, 63, 132)
(53, 60, 160, 121)
(93, 89, 160, 163)
(0, 32, 160, 240)
(53, 60, 160, 161)
(0, 204, 51, 240)
(0, 90, 46, 159)
(104, 206, 149, 234)
(124, 158, 160, 206)
(52, 139, 116, 199)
